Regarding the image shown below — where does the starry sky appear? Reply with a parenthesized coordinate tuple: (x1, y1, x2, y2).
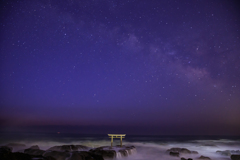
(0, 0, 240, 135)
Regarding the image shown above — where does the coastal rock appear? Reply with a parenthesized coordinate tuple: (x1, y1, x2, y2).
(217, 150, 240, 156)
(90, 145, 136, 159)
(24, 148, 45, 156)
(1, 144, 135, 160)
(47, 145, 89, 152)
(90, 147, 116, 159)
(118, 146, 136, 157)
(0, 152, 33, 160)
(191, 151, 198, 154)
(198, 155, 211, 159)
(0, 151, 55, 160)
(200, 143, 217, 147)
(68, 151, 104, 160)
(231, 155, 240, 160)
(43, 151, 70, 160)
(169, 151, 179, 157)
(0, 146, 13, 153)
(29, 145, 40, 149)
(167, 148, 198, 154)
(181, 158, 193, 160)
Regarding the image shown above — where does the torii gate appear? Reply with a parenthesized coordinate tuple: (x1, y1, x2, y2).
(108, 134, 126, 147)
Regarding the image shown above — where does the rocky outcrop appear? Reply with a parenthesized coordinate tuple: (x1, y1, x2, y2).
(231, 155, 240, 160)
(198, 155, 211, 159)
(167, 148, 198, 154)
(0, 147, 55, 160)
(24, 147, 45, 156)
(169, 151, 179, 157)
(0, 146, 13, 153)
(0, 152, 35, 160)
(167, 147, 198, 158)
(47, 145, 89, 152)
(29, 145, 40, 149)
(217, 150, 240, 156)
(43, 151, 70, 160)
(68, 151, 104, 160)
(90, 147, 116, 159)
(181, 158, 193, 160)
(90, 145, 136, 159)
(118, 145, 136, 157)
(1, 144, 135, 160)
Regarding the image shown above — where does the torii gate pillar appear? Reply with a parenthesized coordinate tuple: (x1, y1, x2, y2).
(108, 134, 126, 147)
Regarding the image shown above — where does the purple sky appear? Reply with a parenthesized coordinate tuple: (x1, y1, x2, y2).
(1, 0, 240, 135)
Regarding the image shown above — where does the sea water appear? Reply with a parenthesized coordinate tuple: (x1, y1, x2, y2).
(0, 132, 239, 160)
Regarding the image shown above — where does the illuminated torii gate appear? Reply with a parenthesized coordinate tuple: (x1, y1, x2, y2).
(108, 134, 126, 147)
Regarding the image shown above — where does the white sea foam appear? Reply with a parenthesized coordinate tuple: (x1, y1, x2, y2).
(116, 152, 122, 158)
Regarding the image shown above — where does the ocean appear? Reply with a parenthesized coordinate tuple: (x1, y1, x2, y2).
(0, 132, 239, 160)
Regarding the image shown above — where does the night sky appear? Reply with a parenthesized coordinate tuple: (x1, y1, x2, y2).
(1, 0, 240, 135)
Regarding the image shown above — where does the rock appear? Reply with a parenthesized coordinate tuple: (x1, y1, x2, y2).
(231, 155, 240, 160)
(68, 151, 104, 160)
(217, 150, 240, 156)
(47, 145, 89, 152)
(191, 151, 198, 154)
(43, 151, 70, 160)
(90, 145, 136, 159)
(169, 151, 179, 157)
(181, 158, 193, 160)
(198, 155, 211, 159)
(0, 152, 33, 160)
(167, 148, 198, 154)
(24, 148, 45, 156)
(201, 144, 217, 147)
(29, 145, 40, 150)
(0, 151, 55, 160)
(118, 146, 136, 157)
(24, 145, 45, 156)
(0, 146, 13, 153)
(67, 152, 86, 160)
(90, 147, 116, 159)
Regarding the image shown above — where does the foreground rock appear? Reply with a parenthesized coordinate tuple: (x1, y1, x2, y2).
(47, 145, 89, 152)
(198, 155, 211, 159)
(90, 145, 136, 159)
(231, 155, 240, 160)
(167, 148, 198, 154)
(169, 151, 179, 157)
(68, 151, 104, 160)
(0, 146, 13, 153)
(181, 158, 193, 160)
(1, 144, 136, 160)
(43, 151, 71, 160)
(118, 146, 136, 157)
(29, 145, 40, 150)
(90, 146, 116, 159)
(24, 147, 45, 156)
(217, 150, 240, 156)
(0, 148, 55, 160)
